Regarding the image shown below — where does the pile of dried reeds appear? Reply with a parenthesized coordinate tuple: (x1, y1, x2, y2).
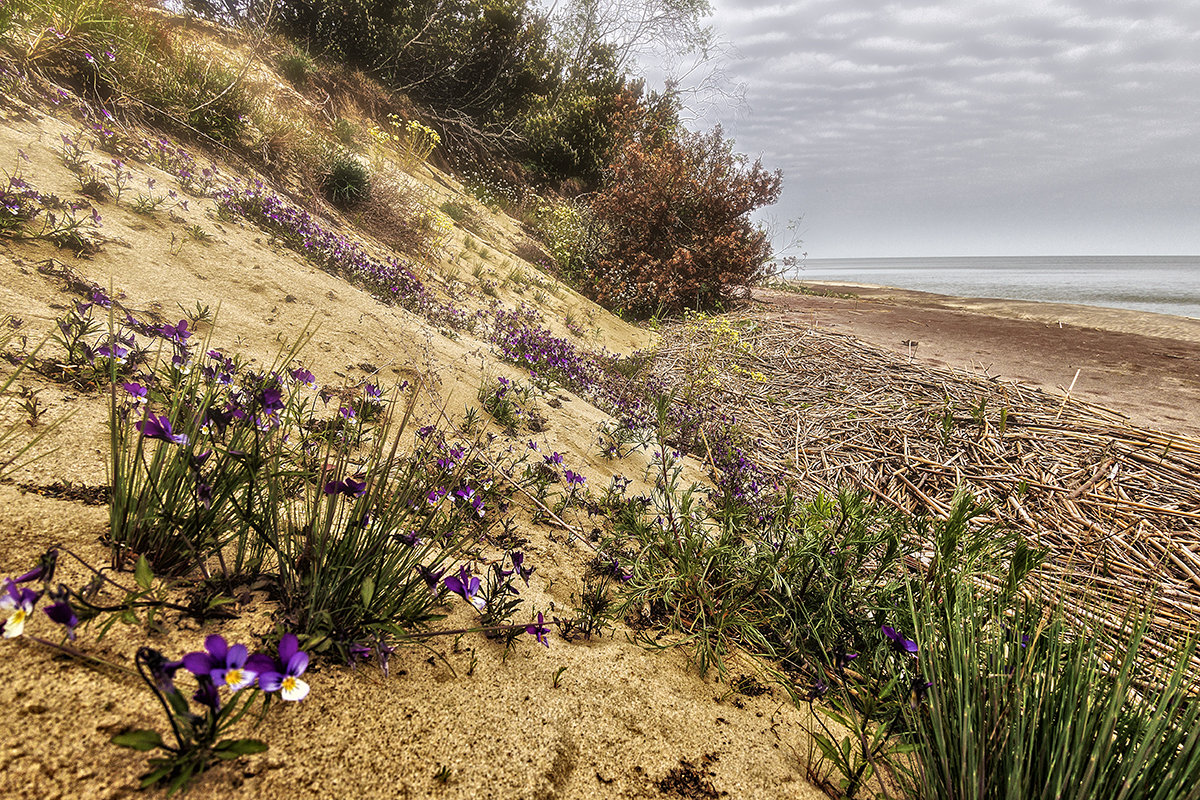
(650, 312, 1200, 668)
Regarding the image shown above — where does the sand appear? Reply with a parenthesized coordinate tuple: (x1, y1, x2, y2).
(754, 282, 1200, 440)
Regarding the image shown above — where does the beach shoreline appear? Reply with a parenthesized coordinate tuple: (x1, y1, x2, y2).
(752, 282, 1200, 440)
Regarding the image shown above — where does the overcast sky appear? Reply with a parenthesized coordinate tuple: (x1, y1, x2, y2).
(697, 0, 1200, 259)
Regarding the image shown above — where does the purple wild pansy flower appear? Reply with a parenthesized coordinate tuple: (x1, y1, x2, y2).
(158, 319, 191, 344)
(258, 634, 310, 701)
(0, 579, 40, 638)
(196, 480, 213, 509)
(510, 551, 534, 585)
(290, 367, 316, 387)
(182, 635, 263, 691)
(911, 676, 933, 704)
(259, 386, 284, 416)
(444, 566, 485, 611)
(543, 452, 563, 466)
(882, 625, 918, 655)
(564, 469, 585, 486)
(393, 531, 421, 547)
(608, 558, 633, 583)
(11, 549, 55, 584)
(138, 647, 184, 694)
(122, 382, 148, 404)
(526, 612, 550, 648)
(42, 585, 78, 640)
(415, 565, 445, 590)
(193, 675, 222, 710)
(417, 425, 435, 438)
(364, 383, 382, 399)
(136, 413, 188, 446)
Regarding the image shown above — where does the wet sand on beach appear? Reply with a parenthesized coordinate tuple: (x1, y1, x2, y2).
(753, 282, 1200, 440)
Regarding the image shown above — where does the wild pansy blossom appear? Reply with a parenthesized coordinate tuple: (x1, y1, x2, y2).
(453, 485, 485, 517)
(158, 319, 191, 345)
(122, 382, 148, 403)
(881, 625, 918, 655)
(393, 531, 421, 547)
(564, 469, 585, 486)
(324, 477, 367, 499)
(257, 634, 310, 701)
(0, 580, 39, 638)
(42, 586, 79, 640)
(605, 557, 633, 583)
(136, 413, 188, 445)
(444, 565, 486, 611)
(290, 366, 316, 387)
(415, 565, 444, 590)
(183, 635, 264, 691)
(509, 551, 534, 585)
(526, 612, 550, 647)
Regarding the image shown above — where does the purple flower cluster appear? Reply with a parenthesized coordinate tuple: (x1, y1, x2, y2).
(181, 634, 310, 703)
(489, 305, 601, 395)
(217, 182, 475, 328)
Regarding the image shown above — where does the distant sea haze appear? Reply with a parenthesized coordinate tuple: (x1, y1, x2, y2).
(790, 255, 1200, 320)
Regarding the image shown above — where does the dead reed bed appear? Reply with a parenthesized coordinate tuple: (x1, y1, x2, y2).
(650, 312, 1200, 668)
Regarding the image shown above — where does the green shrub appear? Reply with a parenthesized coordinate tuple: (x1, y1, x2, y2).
(277, 50, 313, 86)
(530, 197, 594, 277)
(321, 149, 371, 208)
(332, 117, 359, 147)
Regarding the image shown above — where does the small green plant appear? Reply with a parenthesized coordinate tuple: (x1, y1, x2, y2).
(178, 300, 213, 327)
(574, 572, 617, 639)
(185, 224, 213, 244)
(440, 200, 470, 223)
(131, 193, 167, 215)
(277, 51, 313, 86)
(478, 376, 525, 429)
(321, 149, 371, 208)
(332, 117, 359, 147)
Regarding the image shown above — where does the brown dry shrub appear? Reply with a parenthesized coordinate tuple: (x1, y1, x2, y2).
(586, 125, 782, 318)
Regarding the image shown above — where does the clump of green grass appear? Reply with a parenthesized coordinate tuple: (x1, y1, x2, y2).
(897, 588, 1200, 800)
(332, 117, 359, 147)
(321, 149, 371, 208)
(277, 50, 313, 86)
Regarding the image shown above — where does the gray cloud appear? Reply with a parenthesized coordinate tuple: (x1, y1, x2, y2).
(698, 0, 1200, 256)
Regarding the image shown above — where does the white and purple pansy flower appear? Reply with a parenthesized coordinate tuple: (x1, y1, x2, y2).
(0, 579, 40, 638)
(444, 565, 486, 611)
(258, 634, 310, 701)
(182, 635, 265, 691)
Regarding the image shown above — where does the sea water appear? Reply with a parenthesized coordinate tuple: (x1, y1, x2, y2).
(789, 255, 1200, 320)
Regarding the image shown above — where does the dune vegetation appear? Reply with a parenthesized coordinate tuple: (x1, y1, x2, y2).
(1, 2, 1198, 799)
